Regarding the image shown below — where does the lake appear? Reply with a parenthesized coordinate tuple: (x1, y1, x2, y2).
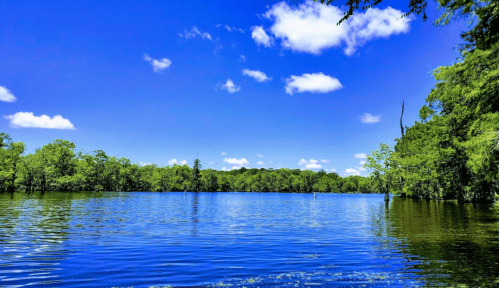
(1, 192, 498, 287)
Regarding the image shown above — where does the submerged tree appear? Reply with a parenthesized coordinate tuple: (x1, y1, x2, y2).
(365, 143, 395, 202)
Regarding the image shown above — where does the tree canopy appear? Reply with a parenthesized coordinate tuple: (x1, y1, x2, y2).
(0, 134, 381, 194)
(361, 0, 499, 203)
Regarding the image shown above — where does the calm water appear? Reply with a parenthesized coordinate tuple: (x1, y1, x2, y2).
(1, 192, 499, 287)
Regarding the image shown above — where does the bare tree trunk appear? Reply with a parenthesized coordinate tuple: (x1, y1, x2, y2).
(400, 100, 405, 139)
(399, 100, 405, 196)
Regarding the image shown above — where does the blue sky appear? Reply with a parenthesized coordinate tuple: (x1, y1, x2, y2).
(0, 0, 467, 175)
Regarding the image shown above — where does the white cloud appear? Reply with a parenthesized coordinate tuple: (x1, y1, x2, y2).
(143, 54, 171, 72)
(242, 69, 272, 82)
(240, 55, 246, 62)
(305, 163, 322, 169)
(221, 79, 241, 93)
(257, 161, 265, 165)
(225, 25, 245, 33)
(345, 168, 361, 176)
(179, 26, 213, 40)
(358, 166, 367, 171)
(257, 154, 263, 157)
(263, 1, 411, 55)
(4, 112, 75, 129)
(251, 26, 274, 47)
(138, 162, 153, 166)
(298, 158, 322, 170)
(0, 86, 16, 102)
(285, 73, 342, 95)
(354, 153, 367, 159)
(232, 166, 242, 170)
(221, 152, 226, 156)
(222, 167, 228, 171)
(361, 113, 381, 123)
(331, 168, 336, 172)
(168, 159, 188, 165)
(320, 159, 331, 163)
(224, 158, 249, 166)
(359, 160, 366, 165)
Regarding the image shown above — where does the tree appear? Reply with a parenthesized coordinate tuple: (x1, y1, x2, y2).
(364, 143, 394, 202)
(0, 134, 25, 192)
(190, 158, 202, 192)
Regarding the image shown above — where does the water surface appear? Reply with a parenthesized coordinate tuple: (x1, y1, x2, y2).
(1, 192, 498, 287)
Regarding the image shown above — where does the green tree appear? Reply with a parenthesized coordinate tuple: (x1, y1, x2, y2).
(365, 143, 394, 202)
(190, 159, 202, 192)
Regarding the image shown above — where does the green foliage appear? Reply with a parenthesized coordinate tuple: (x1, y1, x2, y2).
(357, 0, 499, 203)
(190, 158, 202, 192)
(0, 135, 379, 193)
(0, 133, 25, 192)
(388, 43, 499, 203)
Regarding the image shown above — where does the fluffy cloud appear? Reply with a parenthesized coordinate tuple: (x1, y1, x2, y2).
(257, 154, 263, 157)
(359, 160, 366, 165)
(361, 113, 381, 123)
(168, 159, 187, 165)
(320, 159, 331, 163)
(179, 26, 213, 40)
(221, 79, 241, 93)
(4, 112, 75, 129)
(257, 161, 265, 165)
(138, 162, 153, 166)
(251, 26, 274, 47)
(242, 69, 272, 82)
(284, 73, 342, 95)
(224, 158, 249, 166)
(143, 54, 171, 72)
(263, 0, 411, 55)
(298, 158, 322, 170)
(345, 168, 361, 176)
(354, 153, 367, 159)
(221, 152, 226, 156)
(0, 85, 16, 102)
(305, 163, 322, 169)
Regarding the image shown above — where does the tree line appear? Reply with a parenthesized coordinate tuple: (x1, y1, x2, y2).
(0, 134, 381, 193)
(362, 0, 499, 203)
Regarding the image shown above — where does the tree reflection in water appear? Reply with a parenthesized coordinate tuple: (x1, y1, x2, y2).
(386, 196, 499, 287)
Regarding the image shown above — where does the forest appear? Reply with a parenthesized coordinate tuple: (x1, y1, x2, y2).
(359, 0, 499, 203)
(0, 134, 378, 193)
